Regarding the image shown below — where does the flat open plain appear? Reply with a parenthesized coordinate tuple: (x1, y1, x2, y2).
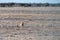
(0, 7, 60, 40)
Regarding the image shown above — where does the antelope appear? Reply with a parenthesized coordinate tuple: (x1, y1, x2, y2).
(16, 21, 24, 30)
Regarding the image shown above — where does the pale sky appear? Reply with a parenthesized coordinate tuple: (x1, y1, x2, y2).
(0, 0, 60, 3)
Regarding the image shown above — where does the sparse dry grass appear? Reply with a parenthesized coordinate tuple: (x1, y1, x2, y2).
(0, 7, 60, 40)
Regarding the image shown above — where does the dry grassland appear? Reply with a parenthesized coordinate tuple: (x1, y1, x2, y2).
(0, 7, 60, 40)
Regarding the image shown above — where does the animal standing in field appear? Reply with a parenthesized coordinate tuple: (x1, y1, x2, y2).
(16, 21, 24, 30)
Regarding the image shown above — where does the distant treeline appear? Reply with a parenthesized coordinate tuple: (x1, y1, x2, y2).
(0, 3, 60, 7)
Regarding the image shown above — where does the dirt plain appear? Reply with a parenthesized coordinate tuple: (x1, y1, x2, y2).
(0, 7, 60, 40)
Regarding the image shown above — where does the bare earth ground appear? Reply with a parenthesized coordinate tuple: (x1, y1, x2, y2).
(0, 7, 60, 40)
